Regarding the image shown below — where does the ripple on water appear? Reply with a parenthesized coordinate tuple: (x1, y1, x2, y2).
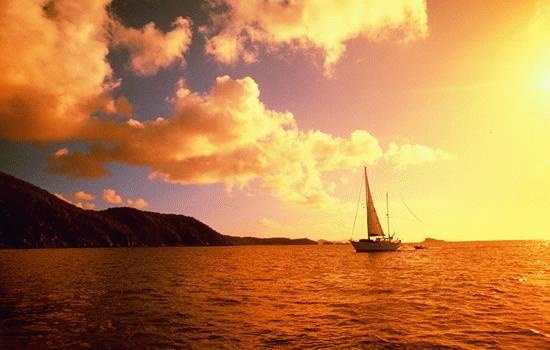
(0, 241, 549, 349)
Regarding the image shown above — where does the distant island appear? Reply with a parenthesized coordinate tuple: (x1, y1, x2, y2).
(0, 171, 316, 248)
(421, 237, 446, 244)
(408, 237, 446, 247)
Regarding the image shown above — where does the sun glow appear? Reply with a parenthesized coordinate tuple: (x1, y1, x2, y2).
(541, 65, 550, 91)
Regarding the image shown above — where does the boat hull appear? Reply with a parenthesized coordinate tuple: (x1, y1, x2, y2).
(351, 240, 401, 252)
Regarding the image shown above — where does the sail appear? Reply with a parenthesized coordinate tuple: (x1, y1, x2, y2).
(364, 168, 385, 237)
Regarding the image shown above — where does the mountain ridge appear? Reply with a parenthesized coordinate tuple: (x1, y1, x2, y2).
(0, 171, 315, 248)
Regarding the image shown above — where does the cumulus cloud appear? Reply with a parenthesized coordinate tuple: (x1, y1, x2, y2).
(102, 189, 123, 204)
(74, 191, 95, 201)
(0, 0, 184, 142)
(48, 75, 386, 204)
(53, 148, 69, 157)
(54, 189, 147, 209)
(48, 148, 111, 179)
(76, 202, 96, 210)
(385, 142, 455, 168)
(104, 96, 134, 117)
(0, 0, 117, 141)
(46, 75, 451, 204)
(112, 16, 192, 76)
(0, 1, 445, 205)
(127, 198, 148, 209)
(54, 191, 96, 210)
(203, 0, 428, 75)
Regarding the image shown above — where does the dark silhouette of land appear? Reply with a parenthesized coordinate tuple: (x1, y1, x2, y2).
(420, 237, 446, 245)
(0, 171, 316, 248)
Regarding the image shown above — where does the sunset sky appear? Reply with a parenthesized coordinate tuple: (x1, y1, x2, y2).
(1, 0, 549, 242)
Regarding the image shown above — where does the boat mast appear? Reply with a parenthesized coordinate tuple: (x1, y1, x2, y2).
(364, 167, 370, 240)
(386, 192, 390, 239)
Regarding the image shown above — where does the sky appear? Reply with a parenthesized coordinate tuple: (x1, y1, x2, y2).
(1, 0, 549, 242)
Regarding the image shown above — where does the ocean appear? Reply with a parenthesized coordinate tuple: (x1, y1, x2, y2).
(0, 241, 548, 349)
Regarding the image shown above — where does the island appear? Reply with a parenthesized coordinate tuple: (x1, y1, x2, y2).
(0, 171, 316, 248)
(421, 237, 446, 245)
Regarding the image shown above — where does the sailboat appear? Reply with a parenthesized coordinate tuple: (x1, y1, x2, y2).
(350, 167, 401, 252)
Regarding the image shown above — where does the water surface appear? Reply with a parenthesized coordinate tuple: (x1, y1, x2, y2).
(1, 241, 548, 349)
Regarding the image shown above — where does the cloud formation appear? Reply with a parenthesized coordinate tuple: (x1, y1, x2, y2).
(385, 142, 455, 168)
(0, 0, 117, 141)
(102, 189, 123, 204)
(74, 191, 95, 201)
(54, 191, 96, 210)
(127, 198, 148, 209)
(112, 16, 193, 76)
(203, 0, 428, 75)
(0, 1, 446, 206)
(76, 202, 97, 210)
(54, 189, 147, 210)
(46, 75, 451, 204)
(0, 0, 189, 142)
(49, 76, 387, 204)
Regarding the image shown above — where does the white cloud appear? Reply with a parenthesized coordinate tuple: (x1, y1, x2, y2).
(46, 75, 451, 205)
(112, 16, 192, 76)
(127, 198, 148, 209)
(74, 191, 95, 201)
(76, 202, 96, 210)
(102, 188, 123, 204)
(53, 148, 69, 157)
(385, 142, 455, 168)
(0, 0, 116, 141)
(48, 75, 383, 204)
(203, 0, 428, 75)
(55, 191, 96, 210)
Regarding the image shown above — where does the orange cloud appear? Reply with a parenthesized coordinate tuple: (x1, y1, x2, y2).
(104, 96, 134, 117)
(102, 189, 123, 204)
(0, 0, 117, 141)
(203, 0, 428, 75)
(0, 1, 445, 206)
(0, 0, 178, 141)
(74, 191, 95, 201)
(112, 16, 193, 76)
(48, 148, 111, 179)
(385, 142, 455, 168)
(54, 191, 96, 210)
(127, 198, 148, 209)
(76, 202, 96, 210)
(53, 148, 69, 157)
(48, 75, 386, 204)
(46, 75, 449, 204)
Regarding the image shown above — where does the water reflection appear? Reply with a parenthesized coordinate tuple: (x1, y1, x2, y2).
(0, 241, 548, 349)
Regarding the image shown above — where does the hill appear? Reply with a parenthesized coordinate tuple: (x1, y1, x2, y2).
(0, 171, 315, 248)
(419, 237, 446, 246)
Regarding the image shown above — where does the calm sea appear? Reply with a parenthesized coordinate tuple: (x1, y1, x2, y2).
(0, 241, 548, 349)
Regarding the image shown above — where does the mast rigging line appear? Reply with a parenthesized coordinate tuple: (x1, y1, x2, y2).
(394, 171, 426, 226)
(350, 175, 364, 240)
(399, 193, 425, 225)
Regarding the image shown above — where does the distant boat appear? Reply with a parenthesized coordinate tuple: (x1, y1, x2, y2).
(350, 167, 401, 252)
(414, 245, 428, 250)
